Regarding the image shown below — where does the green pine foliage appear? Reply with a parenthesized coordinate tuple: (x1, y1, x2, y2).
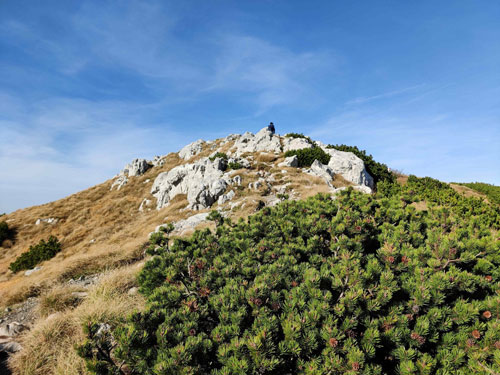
(327, 145, 395, 185)
(80, 175, 500, 375)
(228, 161, 244, 170)
(0, 221, 10, 244)
(456, 182, 500, 206)
(284, 147, 331, 167)
(9, 236, 62, 273)
(209, 152, 229, 162)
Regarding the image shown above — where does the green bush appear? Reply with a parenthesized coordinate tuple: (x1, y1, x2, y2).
(284, 133, 314, 145)
(328, 144, 395, 186)
(0, 221, 10, 244)
(9, 236, 62, 273)
(209, 152, 228, 162)
(80, 176, 500, 375)
(456, 182, 500, 206)
(284, 147, 330, 167)
(228, 161, 244, 170)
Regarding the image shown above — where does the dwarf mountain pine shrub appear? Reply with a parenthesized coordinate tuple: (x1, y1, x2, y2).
(9, 235, 61, 273)
(327, 144, 395, 186)
(209, 152, 228, 162)
(79, 175, 500, 375)
(284, 147, 330, 167)
(0, 221, 10, 245)
(228, 161, 244, 170)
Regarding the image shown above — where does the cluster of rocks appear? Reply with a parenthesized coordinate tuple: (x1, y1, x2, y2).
(111, 126, 376, 213)
(111, 158, 153, 191)
(35, 218, 57, 225)
(0, 296, 39, 368)
(151, 157, 242, 211)
(230, 128, 282, 155)
(178, 139, 208, 160)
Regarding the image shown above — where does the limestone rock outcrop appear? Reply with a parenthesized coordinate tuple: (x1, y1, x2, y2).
(323, 148, 374, 189)
(178, 139, 206, 160)
(282, 137, 314, 152)
(151, 157, 236, 210)
(305, 160, 336, 188)
(35, 218, 57, 225)
(218, 190, 235, 205)
(232, 128, 282, 155)
(121, 158, 152, 177)
(110, 175, 128, 190)
(278, 155, 299, 168)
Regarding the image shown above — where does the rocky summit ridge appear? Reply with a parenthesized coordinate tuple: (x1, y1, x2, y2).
(112, 127, 375, 216)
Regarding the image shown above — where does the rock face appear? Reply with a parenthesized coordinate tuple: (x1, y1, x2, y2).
(218, 190, 235, 205)
(278, 155, 299, 168)
(174, 212, 210, 233)
(232, 128, 282, 155)
(323, 148, 374, 189)
(121, 158, 152, 177)
(152, 155, 166, 167)
(282, 137, 314, 152)
(306, 160, 336, 188)
(111, 158, 152, 190)
(151, 157, 236, 210)
(178, 139, 206, 160)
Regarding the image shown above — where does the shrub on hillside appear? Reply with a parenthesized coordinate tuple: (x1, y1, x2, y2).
(9, 236, 62, 273)
(209, 152, 228, 162)
(328, 144, 395, 186)
(284, 147, 330, 167)
(228, 161, 244, 170)
(79, 176, 500, 375)
(0, 221, 10, 245)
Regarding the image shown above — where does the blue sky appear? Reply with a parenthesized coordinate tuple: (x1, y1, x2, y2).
(1, 1, 499, 212)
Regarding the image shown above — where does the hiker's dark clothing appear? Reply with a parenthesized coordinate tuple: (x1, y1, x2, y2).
(268, 123, 275, 134)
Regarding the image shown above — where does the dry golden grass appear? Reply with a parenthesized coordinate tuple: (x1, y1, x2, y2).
(0, 155, 184, 308)
(10, 264, 144, 375)
(397, 175, 409, 185)
(37, 284, 88, 318)
(450, 183, 488, 202)
(410, 201, 428, 212)
(255, 153, 278, 163)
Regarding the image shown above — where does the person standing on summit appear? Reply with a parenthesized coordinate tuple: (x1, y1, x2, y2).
(267, 122, 275, 134)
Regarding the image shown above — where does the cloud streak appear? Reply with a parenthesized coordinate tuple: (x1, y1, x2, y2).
(345, 84, 427, 105)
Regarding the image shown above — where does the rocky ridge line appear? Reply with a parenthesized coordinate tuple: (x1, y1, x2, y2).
(112, 127, 375, 214)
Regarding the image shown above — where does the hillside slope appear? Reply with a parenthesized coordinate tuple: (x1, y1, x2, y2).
(0, 129, 374, 308)
(2, 128, 498, 374)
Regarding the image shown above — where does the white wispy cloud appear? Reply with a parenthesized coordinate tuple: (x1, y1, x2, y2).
(205, 35, 331, 113)
(0, 93, 192, 212)
(345, 84, 427, 105)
